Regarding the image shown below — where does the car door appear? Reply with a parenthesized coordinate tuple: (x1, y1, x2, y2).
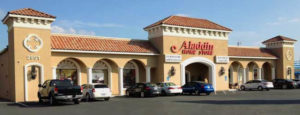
(182, 83, 191, 93)
(244, 81, 252, 89)
(40, 80, 50, 97)
(135, 84, 144, 93)
(252, 80, 260, 88)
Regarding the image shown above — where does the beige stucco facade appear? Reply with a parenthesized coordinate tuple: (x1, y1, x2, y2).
(0, 9, 297, 102)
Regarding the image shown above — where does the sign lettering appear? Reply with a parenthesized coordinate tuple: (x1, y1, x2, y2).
(171, 41, 214, 55)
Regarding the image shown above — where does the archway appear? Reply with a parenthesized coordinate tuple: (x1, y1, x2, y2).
(92, 60, 112, 88)
(123, 61, 139, 89)
(247, 62, 259, 80)
(262, 62, 272, 81)
(228, 61, 244, 89)
(185, 63, 209, 83)
(180, 57, 216, 90)
(56, 59, 81, 85)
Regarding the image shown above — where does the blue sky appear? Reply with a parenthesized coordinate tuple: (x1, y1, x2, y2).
(0, 0, 299, 60)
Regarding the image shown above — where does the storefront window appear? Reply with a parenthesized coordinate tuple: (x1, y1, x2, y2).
(92, 69, 108, 84)
(123, 69, 136, 88)
(56, 69, 77, 85)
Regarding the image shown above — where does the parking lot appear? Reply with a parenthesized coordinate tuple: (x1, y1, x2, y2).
(1, 89, 300, 115)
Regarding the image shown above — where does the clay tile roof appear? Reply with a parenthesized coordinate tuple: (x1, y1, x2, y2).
(8, 8, 56, 18)
(228, 46, 277, 58)
(144, 15, 232, 31)
(50, 34, 159, 54)
(262, 35, 297, 44)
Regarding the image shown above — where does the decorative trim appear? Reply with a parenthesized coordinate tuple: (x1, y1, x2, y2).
(180, 57, 216, 91)
(23, 34, 43, 52)
(24, 62, 44, 102)
(51, 49, 159, 56)
(145, 24, 231, 40)
(229, 56, 277, 60)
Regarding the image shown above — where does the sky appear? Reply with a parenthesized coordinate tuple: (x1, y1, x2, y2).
(0, 0, 299, 60)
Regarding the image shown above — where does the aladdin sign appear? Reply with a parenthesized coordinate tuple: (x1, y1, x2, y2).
(171, 41, 214, 55)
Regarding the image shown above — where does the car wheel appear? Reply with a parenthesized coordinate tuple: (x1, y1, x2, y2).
(257, 86, 263, 91)
(126, 91, 130, 97)
(161, 90, 167, 96)
(86, 94, 90, 102)
(104, 98, 110, 101)
(240, 86, 246, 91)
(195, 90, 200, 95)
(38, 93, 43, 103)
(140, 92, 145, 98)
(49, 95, 55, 105)
(74, 99, 80, 104)
(283, 85, 287, 89)
(206, 92, 211, 96)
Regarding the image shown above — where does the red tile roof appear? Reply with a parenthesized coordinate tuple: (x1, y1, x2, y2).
(144, 15, 232, 31)
(262, 35, 297, 44)
(50, 34, 159, 54)
(8, 8, 56, 18)
(228, 46, 277, 58)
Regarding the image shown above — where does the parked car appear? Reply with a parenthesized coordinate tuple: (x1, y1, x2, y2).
(38, 79, 83, 105)
(182, 81, 214, 95)
(273, 79, 297, 89)
(156, 82, 182, 96)
(240, 80, 274, 91)
(81, 84, 112, 101)
(125, 83, 160, 97)
(292, 79, 300, 88)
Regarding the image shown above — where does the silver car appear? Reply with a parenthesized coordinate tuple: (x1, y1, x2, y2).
(157, 82, 182, 95)
(240, 80, 274, 91)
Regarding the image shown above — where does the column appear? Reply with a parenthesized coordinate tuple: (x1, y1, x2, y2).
(243, 68, 247, 83)
(258, 68, 262, 80)
(272, 67, 275, 80)
(118, 68, 124, 96)
(52, 67, 57, 79)
(87, 68, 92, 84)
(146, 66, 151, 83)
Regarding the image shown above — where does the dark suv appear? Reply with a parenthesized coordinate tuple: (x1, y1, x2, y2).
(273, 79, 297, 89)
(125, 83, 160, 97)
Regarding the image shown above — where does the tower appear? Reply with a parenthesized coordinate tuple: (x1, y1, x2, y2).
(263, 35, 297, 79)
(2, 8, 55, 102)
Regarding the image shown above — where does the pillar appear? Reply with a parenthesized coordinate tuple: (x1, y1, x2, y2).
(243, 68, 247, 83)
(87, 67, 92, 84)
(258, 68, 262, 80)
(118, 67, 124, 95)
(146, 66, 151, 82)
(52, 67, 57, 79)
(272, 67, 275, 80)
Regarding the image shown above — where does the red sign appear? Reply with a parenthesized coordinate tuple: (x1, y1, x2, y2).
(171, 41, 214, 55)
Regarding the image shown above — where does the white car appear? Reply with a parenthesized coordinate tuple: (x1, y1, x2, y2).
(82, 84, 112, 101)
(157, 82, 182, 95)
(240, 80, 274, 91)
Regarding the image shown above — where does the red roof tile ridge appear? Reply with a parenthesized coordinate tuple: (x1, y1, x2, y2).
(51, 33, 148, 41)
(228, 45, 262, 49)
(9, 8, 56, 18)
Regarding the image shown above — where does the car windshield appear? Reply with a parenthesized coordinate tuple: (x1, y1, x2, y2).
(94, 85, 108, 88)
(164, 82, 176, 86)
(146, 83, 156, 87)
(52, 80, 73, 86)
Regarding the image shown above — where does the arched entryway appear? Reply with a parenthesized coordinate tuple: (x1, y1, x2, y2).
(185, 63, 209, 83)
(56, 59, 81, 85)
(262, 62, 272, 81)
(247, 62, 259, 80)
(228, 61, 244, 89)
(92, 60, 112, 88)
(180, 57, 216, 90)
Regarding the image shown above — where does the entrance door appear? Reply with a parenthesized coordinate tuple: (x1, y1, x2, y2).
(185, 63, 209, 83)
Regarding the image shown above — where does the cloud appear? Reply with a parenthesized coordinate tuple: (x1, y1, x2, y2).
(174, 13, 190, 17)
(51, 25, 96, 35)
(56, 20, 124, 28)
(267, 17, 300, 25)
(0, 9, 6, 19)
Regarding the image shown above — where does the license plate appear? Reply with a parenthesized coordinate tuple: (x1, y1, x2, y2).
(154, 87, 158, 90)
(101, 93, 106, 96)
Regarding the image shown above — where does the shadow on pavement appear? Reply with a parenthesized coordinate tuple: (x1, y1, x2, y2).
(7, 101, 78, 108)
(175, 100, 300, 105)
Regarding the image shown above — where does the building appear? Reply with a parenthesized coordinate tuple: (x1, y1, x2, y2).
(0, 8, 297, 102)
(295, 60, 300, 79)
